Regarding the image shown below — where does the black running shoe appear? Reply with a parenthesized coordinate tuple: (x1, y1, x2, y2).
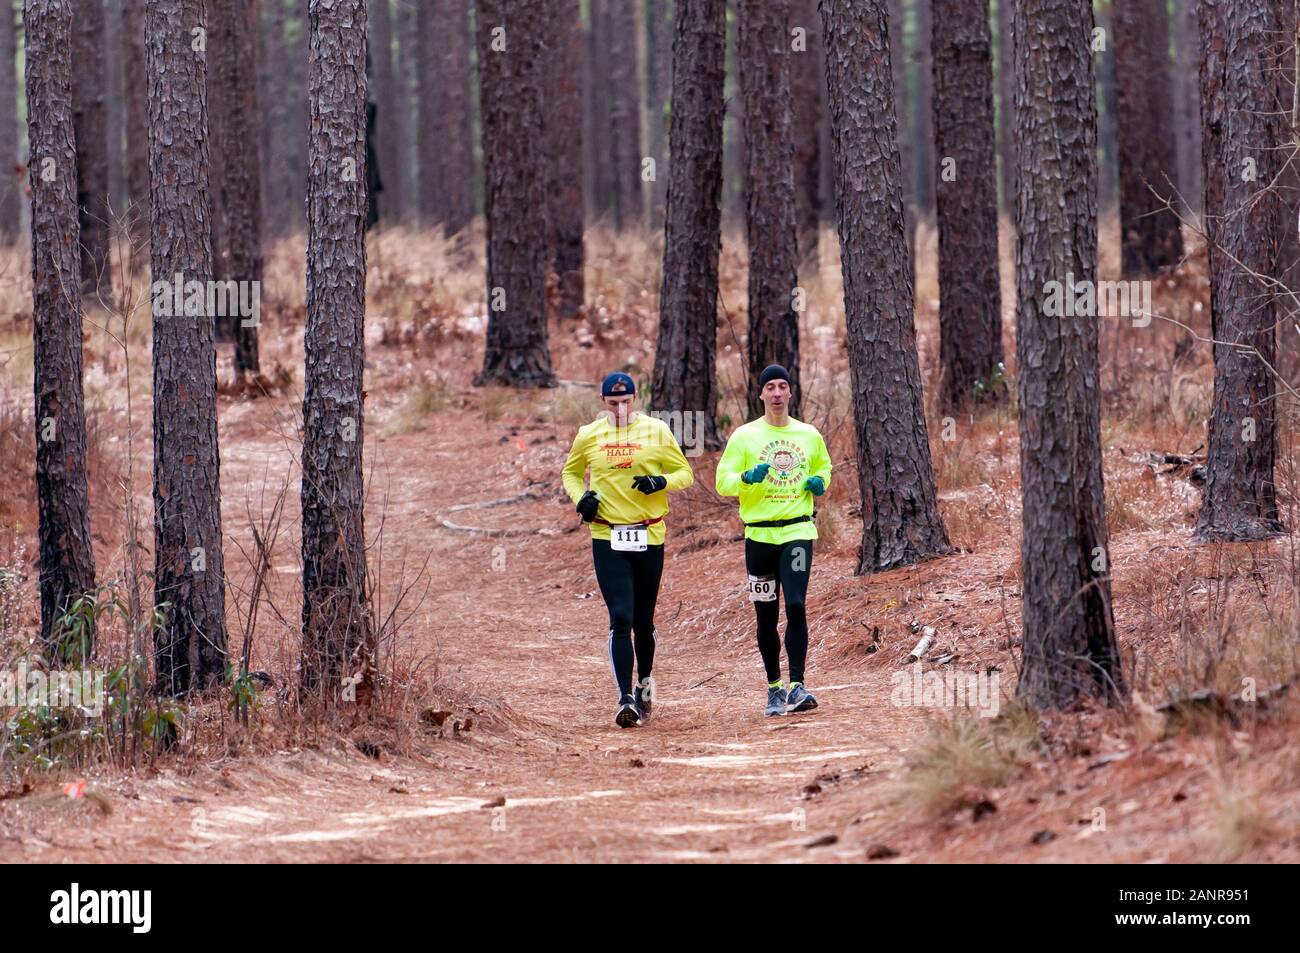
(615, 694, 641, 728)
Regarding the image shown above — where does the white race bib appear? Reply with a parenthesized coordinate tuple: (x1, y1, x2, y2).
(611, 524, 648, 552)
(747, 573, 777, 602)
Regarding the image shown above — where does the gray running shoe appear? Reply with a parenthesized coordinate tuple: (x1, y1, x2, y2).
(615, 694, 641, 728)
(764, 685, 788, 717)
(786, 682, 819, 713)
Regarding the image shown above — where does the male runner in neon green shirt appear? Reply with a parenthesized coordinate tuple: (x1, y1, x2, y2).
(716, 364, 831, 717)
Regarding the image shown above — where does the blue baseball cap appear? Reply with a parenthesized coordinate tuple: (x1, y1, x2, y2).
(601, 372, 636, 397)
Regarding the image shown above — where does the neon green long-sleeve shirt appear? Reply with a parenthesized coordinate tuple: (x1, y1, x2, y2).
(715, 416, 832, 544)
(562, 412, 695, 545)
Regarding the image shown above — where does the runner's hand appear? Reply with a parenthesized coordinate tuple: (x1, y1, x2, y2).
(576, 490, 600, 522)
(631, 475, 667, 494)
(804, 476, 825, 496)
(741, 463, 771, 485)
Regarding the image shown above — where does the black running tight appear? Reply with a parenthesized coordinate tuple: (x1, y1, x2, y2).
(744, 538, 812, 684)
(592, 539, 664, 698)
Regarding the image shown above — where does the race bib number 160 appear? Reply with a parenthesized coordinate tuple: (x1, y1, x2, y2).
(747, 574, 777, 602)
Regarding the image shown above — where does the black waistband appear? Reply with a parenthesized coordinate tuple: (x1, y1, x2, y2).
(744, 514, 814, 528)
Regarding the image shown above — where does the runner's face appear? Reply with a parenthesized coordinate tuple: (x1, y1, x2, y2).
(761, 380, 790, 414)
(604, 394, 635, 422)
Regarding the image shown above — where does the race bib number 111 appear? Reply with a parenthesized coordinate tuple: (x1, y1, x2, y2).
(611, 524, 648, 552)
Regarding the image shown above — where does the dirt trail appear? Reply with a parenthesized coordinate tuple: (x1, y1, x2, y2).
(3, 406, 939, 863)
(9, 401, 1272, 864)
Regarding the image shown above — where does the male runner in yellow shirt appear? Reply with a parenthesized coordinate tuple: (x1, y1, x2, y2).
(563, 372, 694, 727)
(716, 364, 832, 717)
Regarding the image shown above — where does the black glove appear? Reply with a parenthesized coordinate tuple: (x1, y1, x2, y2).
(576, 490, 600, 522)
(631, 474, 667, 495)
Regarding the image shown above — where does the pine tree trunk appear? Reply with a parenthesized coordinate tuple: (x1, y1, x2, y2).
(645, 0, 672, 230)
(73, 0, 111, 299)
(147, 0, 227, 695)
(105, 0, 126, 222)
(0, 0, 20, 239)
(1194, 0, 1286, 542)
(123, 0, 149, 242)
(415, 0, 439, 222)
(209, 0, 262, 373)
(1013, 0, 1123, 708)
(27, 0, 97, 663)
(821, 0, 950, 574)
(368, 0, 396, 223)
(287, 0, 308, 232)
(933, 0, 1003, 412)
(996, 0, 1015, 217)
(790, 0, 821, 265)
(651, 0, 725, 450)
(435, 0, 475, 233)
(738, 0, 800, 420)
(608, 0, 643, 230)
(886, 0, 915, 275)
(1113, 0, 1183, 274)
(547, 0, 585, 319)
(1094, 0, 1118, 216)
(1170, 0, 1201, 217)
(301, 0, 374, 700)
(474, 0, 557, 387)
(913, 0, 935, 222)
(396, 0, 418, 223)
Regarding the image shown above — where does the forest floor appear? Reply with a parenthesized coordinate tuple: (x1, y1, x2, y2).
(2, 223, 1300, 862)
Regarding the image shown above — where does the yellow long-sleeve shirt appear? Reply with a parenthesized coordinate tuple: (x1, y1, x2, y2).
(715, 416, 832, 544)
(562, 412, 695, 544)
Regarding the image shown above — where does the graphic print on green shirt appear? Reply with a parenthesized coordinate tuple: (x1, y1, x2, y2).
(715, 417, 832, 545)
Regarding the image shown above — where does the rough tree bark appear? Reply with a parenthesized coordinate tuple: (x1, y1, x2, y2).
(147, 0, 227, 695)
(1013, 0, 1123, 708)
(651, 0, 724, 450)
(547, 0, 585, 319)
(933, 0, 1004, 411)
(790, 0, 821, 264)
(1194, 0, 1286, 542)
(209, 0, 262, 373)
(301, 0, 375, 700)
(435, 0, 476, 233)
(821, 0, 949, 573)
(738, 0, 800, 420)
(1113, 0, 1184, 274)
(72, 0, 111, 299)
(27, 0, 97, 662)
(474, 0, 557, 387)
